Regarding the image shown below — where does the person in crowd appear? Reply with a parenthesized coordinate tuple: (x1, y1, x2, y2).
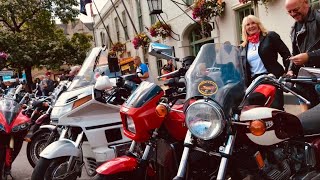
(161, 59, 175, 74)
(32, 78, 42, 96)
(133, 56, 154, 83)
(240, 15, 291, 110)
(68, 65, 81, 81)
(285, 0, 320, 112)
(40, 73, 54, 96)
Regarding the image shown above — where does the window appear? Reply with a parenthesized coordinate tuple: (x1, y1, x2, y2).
(136, 0, 144, 33)
(100, 32, 105, 46)
(184, 0, 194, 6)
(157, 58, 163, 76)
(107, 25, 111, 48)
(309, 0, 320, 9)
(150, 14, 156, 25)
(122, 11, 129, 40)
(236, 5, 254, 44)
(189, 24, 214, 56)
(115, 17, 120, 42)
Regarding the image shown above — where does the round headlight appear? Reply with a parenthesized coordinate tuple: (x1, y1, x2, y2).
(185, 100, 225, 140)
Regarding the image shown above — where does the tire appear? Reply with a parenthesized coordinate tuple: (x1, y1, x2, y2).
(27, 130, 56, 167)
(31, 157, 75, 180)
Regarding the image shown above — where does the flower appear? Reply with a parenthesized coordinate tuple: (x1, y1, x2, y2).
(192, 0, 226, 22)
(111, 42, 126, 54)
(0, 52, 8, 60)
(149, 21, 171, 39)
(239, 0, 273, 7)
(132, 33, 151, 49)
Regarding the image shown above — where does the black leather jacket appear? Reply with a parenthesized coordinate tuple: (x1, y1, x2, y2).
(291, 8, 320, 74)
(242, 31, 291, 85)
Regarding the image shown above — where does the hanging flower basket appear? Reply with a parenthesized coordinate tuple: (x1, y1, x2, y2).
(111, 42, 126, 54)
(197, 21, 213, 38)
(192, 0, 226, 22)
(149, 21, 172, 39)
(132, 33, 151, 49)
(239, 0, 274, 8)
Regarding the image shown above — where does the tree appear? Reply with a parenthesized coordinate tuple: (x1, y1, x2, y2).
(0, 0, 92, 91)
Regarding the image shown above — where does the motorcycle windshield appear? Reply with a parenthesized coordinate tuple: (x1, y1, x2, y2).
(124, 81, 162, 108)
(185, 43, 246, 107)
(0, 99, 20, 125)
(67, 47, 121, 91)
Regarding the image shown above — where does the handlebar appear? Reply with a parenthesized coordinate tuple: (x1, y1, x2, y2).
(244, 75, 311, 106)
(157, 69, 180, 79)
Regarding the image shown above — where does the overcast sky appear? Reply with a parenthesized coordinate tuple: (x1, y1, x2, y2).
(78, 0, 107, 23)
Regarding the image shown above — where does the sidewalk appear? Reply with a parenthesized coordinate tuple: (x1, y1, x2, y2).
(284, 93, 301, 116)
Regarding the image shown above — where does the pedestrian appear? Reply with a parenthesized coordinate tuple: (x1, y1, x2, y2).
(68, 65, 81, 81)
(161, 59, 175, 76)
(40, 73, 54, 96)
(240, 15, 291, 110)
(133, 56, 154, 83)
(285, 0, 320, 112)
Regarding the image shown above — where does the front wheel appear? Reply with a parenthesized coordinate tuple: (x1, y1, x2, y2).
(31, 157, 78, 180)
(27, 130, 58, 167)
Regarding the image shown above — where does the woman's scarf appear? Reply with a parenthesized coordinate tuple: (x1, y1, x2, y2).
(247, 33, 260, 44)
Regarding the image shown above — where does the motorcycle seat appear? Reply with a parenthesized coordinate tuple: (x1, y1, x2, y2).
(298, 103, 320, 135)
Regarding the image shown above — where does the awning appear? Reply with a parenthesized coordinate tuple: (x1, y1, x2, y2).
(119, 57, 134, 65)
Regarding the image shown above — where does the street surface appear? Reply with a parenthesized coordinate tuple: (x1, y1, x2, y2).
(10, 94, 301, 180)
(11, 142, 91, 180)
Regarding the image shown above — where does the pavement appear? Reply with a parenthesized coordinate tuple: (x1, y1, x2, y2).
(284, 93, 301, 116)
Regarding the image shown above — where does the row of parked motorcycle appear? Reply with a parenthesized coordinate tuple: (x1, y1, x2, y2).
(1, 42, 320, 180)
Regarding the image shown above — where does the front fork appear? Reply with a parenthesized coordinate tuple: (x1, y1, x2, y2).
(173, 132, 236, 180)
(173, 131, 192, 180)
(5, 136, 14, 170)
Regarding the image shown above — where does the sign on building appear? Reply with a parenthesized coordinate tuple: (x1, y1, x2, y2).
(0, 71, 14, 76)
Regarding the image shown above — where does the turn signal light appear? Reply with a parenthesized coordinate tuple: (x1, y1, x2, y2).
(249, 120, 266, 136)
(155, 104, 168, 118)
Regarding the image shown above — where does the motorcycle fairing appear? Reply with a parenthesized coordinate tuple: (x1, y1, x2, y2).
(40, 139, 80, 159)
(96, 156, 138, 175)
(240, 107, 303, 146)
(298, 103, 320, 136)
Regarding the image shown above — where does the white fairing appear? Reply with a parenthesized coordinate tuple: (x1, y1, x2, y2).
(240, 107, 286, 146)
(246, 131, 287, 146)
(95, 76, 112, 90)
(240, 107, 281, 121)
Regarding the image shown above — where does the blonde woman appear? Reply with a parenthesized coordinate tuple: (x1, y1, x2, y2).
(241, 15, 291, 110)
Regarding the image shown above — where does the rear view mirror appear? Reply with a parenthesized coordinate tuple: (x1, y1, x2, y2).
(95, 76, 112, 90)
(148, 43, 177, 60)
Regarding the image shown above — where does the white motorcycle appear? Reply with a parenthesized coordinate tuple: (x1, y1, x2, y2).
(31, 47, 134, 180)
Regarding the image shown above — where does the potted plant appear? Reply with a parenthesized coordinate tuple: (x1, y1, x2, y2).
(149, 21, 172, 39)
(132, 33, 151, 49)
(111, 42, 126, 54)
(192, 0, 226, 22)
(239, 0, 274, 9)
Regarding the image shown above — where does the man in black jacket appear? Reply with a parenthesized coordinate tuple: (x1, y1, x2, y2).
(286, 0, 320, 111)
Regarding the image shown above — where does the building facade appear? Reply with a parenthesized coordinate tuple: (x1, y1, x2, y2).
(93, 0, 319, 83)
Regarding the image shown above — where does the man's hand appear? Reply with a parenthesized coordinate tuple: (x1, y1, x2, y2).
(286, 70, 294, 76)
(289, 53, 309, 65)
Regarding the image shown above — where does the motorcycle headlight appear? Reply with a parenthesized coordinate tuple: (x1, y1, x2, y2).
(0, 124, 5, 132)
(12, 122, 30, 132)
(50, 104, 73, 120)
(185, 100, 225, 140)
(126, 115, 136, 133)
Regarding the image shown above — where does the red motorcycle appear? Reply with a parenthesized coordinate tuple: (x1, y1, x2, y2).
(94, 55, 195, 180)
(0, 85, 32, 180)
